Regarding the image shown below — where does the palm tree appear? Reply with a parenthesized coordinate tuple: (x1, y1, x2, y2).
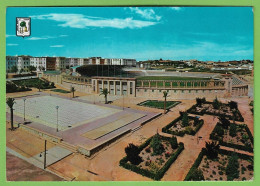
(71, 86, 76, 98)
(100, 88, 109, 104)
(6, 98, 15, 131)
(163, 91, 168, 114)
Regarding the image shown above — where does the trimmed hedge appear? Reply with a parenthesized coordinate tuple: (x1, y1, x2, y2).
(162, 115, 204, 136)
(187, 102, 244, 122)
(184, 148, 253, 181)
(210, 123, 254, 153)
(119, 135, 184, 181)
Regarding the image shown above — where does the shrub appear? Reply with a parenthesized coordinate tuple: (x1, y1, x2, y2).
(169, 136, 178, 149)
(229, 101, 238, 110)
(150, 133, 164, 155)
(205, 141, 220, 159)
(182, 112, 189, 127)
(215, 125, 224, 136)
(218, 116, 230, 129)
(213, 97, 221, 109)
(125, 143, 142, 165)
(229, 123, 237, 137)
(226, 154, 240, 181)
(145, 147, 151, 153)
(190, 168, 205, 181)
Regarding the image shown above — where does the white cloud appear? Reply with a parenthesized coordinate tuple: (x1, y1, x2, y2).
(28, 36, 56, 40)
(31, 13, 158, 29)
(169, 7, 182, 11)
(59, 34, 68, 37)
(7, 43, 19, 46)
(50, 45, 64, 48)
(6, 34, 16, 38)
(129, 7, 161, 21)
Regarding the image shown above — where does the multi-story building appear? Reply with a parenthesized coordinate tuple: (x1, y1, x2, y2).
(30, 57, 47, 71)
(17, 55, 31, 72)
(6, 56, 18, 72)
(78, 58, 90, 66)
(56, 57, 67, 70)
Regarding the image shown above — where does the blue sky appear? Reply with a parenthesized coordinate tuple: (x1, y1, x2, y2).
(6, 7, 253, 61)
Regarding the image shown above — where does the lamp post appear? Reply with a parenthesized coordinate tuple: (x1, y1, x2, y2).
(23, 98, 26, 122)
(56, 106, 59, 132)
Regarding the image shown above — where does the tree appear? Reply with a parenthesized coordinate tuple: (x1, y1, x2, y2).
(205, 141, 220, 159)
(218, 116, 230, 129)
(182, 112, 189, 127)
(215, 125, 224, 136)
(36, 81, 43, 92)
(28, 65, 36, 73)
(6, 98, 15, 131)
(229, 101, 238, 110)
(11, 66, 18, 73)
(190, 168, 205, 181)
(213, 97, 220, 109)
(229, 123, 237, 137)
(163, 91, 168, 114)
(100, 88, 109, 104)
(71, 86, 76, 98)
(125, 143, 142, 165)
(150, 133, 164, 155)
(169, 136, 178, 149)
(226, 154, 239, 180)
(196, 97, 206, 107)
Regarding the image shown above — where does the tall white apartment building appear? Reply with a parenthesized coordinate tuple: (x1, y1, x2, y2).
(6, 56, 18, 72)
(67, 58, 79, 67)
(78, 58, 90, 66)
(17, 56, 31, 72)
(30, 57, 47, 71)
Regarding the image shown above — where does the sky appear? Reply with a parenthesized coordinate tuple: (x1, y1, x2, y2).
(6, 7, 253, 61)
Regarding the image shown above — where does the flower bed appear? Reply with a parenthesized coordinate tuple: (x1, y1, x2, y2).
(119, 135, 184, 180)
(210, 123, 253, 152)
(184, 148, 253, 181)
(187, 101, 244, 122)
(162, 115, 204, 136)
(137, 100, 180, 110)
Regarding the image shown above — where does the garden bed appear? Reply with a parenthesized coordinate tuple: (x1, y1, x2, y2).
(210, 123, 253, 152)
(120, 135, 184, 180)
(162, 115, 204, 136)
(187, 101, 244, 122)
(137, 100, 180, 110)
(51, 89, 71, 93)
(185, 148, 253, 181)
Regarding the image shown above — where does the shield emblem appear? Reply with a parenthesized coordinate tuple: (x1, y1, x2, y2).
(16, 17, 31, 37)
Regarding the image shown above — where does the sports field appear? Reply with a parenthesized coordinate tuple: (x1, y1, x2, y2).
(8, 96, 120, 131)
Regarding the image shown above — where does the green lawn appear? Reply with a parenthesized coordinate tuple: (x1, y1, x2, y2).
(138, 100, 180, 110)
(51, 89, 71, 93)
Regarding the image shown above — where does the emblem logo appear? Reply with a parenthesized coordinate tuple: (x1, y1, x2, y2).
(16, 17, 31, 37)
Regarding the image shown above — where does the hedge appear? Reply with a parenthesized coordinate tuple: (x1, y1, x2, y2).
(119, 135, 184, 180)
(184, 148, 253, 181)
(162, 115, 204, 136)
(210, 123, 254, 152)
(187, 102, 244, 122)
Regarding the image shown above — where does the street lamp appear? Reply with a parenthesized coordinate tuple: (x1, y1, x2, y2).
(23, 98, 26, 122)
(56, 106, 59, 132)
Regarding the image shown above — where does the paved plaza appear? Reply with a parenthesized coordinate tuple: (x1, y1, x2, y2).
(8, 96, 120, 131)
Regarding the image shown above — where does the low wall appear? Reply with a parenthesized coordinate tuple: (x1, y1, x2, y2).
(61, 81, 93, 94)
(20, 124, 62, 143)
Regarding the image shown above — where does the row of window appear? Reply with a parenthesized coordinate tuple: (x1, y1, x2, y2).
(139, 89, 221, 93)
